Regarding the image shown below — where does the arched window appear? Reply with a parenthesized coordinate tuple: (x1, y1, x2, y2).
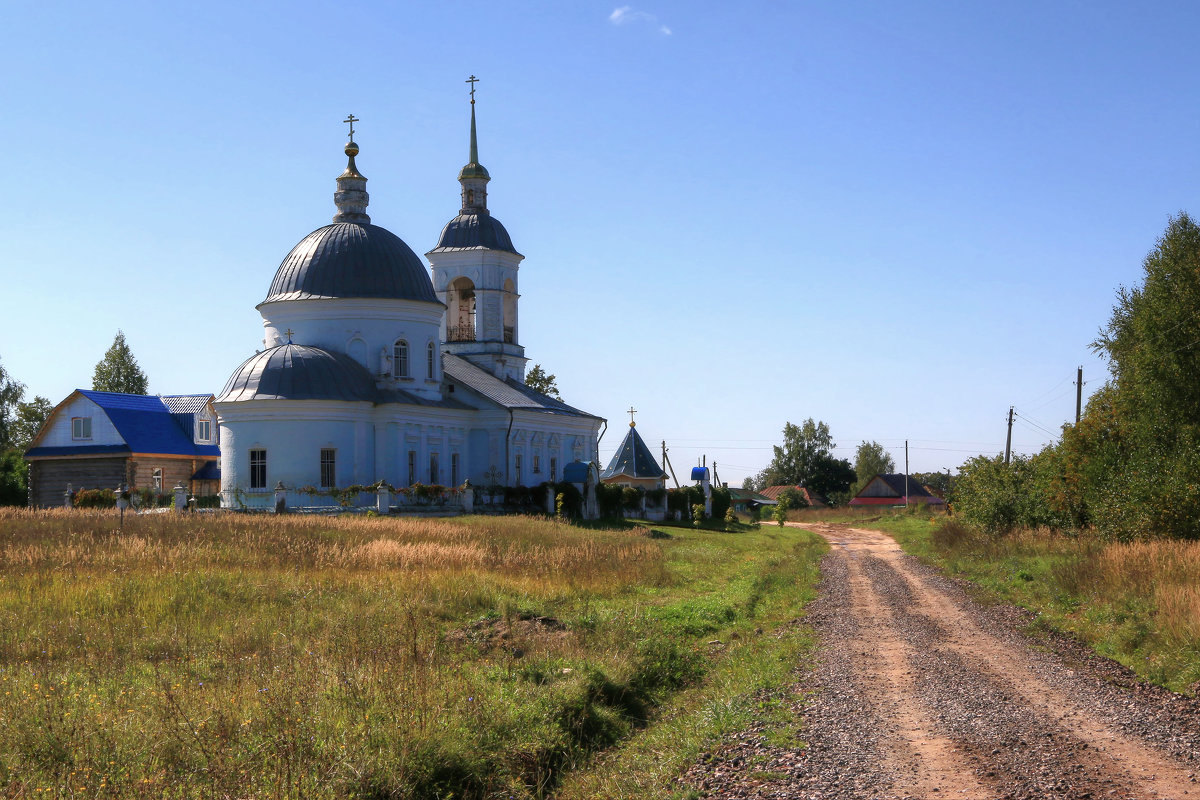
(448, 277, 476, 342)
(393, 340, 409, 378)
(502, 278, 516, 343)
(427, 342, 436, 379)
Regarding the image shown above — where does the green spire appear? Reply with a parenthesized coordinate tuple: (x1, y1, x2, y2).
(458, 75, 490, 182)
(469, 101, 480, 165)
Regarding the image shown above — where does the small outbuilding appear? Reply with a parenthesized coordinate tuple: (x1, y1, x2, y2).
(24, 391, 220, 508)
(848, 473, 946, 508)
(761, 485, 829, 509)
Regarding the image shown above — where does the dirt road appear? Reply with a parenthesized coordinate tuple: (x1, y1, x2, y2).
(681, 523, 1200, 799)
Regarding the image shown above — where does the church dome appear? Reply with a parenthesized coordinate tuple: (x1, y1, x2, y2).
(430, 213, 519, 254)
(263, 223, 438, 304)
(217, 344, 378, 403)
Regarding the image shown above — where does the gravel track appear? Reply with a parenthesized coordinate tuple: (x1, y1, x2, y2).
(679, 523, 1200, 799)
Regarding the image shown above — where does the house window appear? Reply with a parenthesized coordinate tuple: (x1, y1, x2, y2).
(320, 448, 336, 489)
(197, 418, 211, 441)
(515, 454, 522, 486)
(71, 417, 92, 440)
(393, 340, 409, 378)
(450, 452, 460, 485)
(550, 457, 557, 482)
(152, 468, 162, 491)
(407, 450, 416, 486)
(429, 453, 439, 485)
(427, 342, 436, 378)
(249, 449, 267, 490)
(533, 453, 541, 475)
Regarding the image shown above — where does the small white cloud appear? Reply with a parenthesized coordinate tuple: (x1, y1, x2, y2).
(609, 6, 671, 34)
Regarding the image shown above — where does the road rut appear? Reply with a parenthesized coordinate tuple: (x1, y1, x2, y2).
(681, 523, 1200, 799)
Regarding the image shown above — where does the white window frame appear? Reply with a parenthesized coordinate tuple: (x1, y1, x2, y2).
(320, 448, 336, 489)
(152, 468, 163, 491)
(71, 417, 92, 440)
(197, 418, 211, 442)
(249, 449, 267, 490)
(393, 340, 409, 378)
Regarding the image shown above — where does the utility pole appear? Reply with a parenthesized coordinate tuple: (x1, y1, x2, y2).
(1075, 365, 1083, 424)
(662, 441, 679, 488)
(1004, 406, 1014, 465)
(904, 440, 909, 508)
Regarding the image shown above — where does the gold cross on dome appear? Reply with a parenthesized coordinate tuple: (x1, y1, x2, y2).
(343, 114, 359, 139)
(627, 406, 637, 426)
(466, 75, 479, 104)
(284, 328, 294, 343)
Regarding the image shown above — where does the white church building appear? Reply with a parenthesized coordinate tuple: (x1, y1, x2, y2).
(215, 92, 604, 507)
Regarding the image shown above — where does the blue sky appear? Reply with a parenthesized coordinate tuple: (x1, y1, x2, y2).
(2, 1, 1197, 487)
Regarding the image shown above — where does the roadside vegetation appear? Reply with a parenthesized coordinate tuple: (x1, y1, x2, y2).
(0, 508, 824, 798)
(838, 511, 1200, 695)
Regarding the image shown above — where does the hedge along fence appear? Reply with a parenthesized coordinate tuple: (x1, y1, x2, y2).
(663, 486, 732, 520)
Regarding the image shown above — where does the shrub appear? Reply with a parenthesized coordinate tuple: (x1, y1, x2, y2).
(621, 486, 643, 512)
(73, 488, 116, 509)
(691, 504, 704, 526)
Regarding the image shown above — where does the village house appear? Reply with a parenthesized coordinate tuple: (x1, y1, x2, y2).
(25, 390, 220, 508)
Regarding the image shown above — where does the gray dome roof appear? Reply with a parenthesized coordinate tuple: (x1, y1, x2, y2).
(264, 223, 438, 303)
(430, 213, 519, 254)
(217, 344, 378, 403)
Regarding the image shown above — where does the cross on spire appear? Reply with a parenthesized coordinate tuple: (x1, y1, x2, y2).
(343, 114, 359, 139)
(627, 406, 637, 427)
(466, 75, 479, 104)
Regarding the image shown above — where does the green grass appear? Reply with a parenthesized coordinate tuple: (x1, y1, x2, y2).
(828, 510, 1200, 694)
(0, 509, 826, 798)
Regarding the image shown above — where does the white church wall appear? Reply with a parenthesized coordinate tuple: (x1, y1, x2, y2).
(216, 400, 373, 503)
(258, 298, 445, 397)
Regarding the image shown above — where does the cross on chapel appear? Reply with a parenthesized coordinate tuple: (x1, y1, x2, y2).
(343, 114, 359, 139)
(628, 406, 637, 427)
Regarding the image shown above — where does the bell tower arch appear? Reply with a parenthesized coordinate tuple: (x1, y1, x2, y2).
(429, 76, 528, 380)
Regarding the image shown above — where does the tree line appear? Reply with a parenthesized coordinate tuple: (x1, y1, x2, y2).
(0, 332, 149, 505)
(955, 213, 1200, 539)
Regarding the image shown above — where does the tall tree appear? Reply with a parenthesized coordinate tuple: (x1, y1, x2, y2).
(758, 419, 855, 499)
(0, 358, 25, 451)
(853, 440, 895, 494)
(92, 331, 149, 394)
(524, 364, 561, 400)
(10, 396, 52, 451)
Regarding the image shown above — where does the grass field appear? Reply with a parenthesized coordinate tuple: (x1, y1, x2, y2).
(848, 512, 1200, 694)
(0, 509, 825, 798)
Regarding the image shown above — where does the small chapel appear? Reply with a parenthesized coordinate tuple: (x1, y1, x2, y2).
(214, 84, 604, 506)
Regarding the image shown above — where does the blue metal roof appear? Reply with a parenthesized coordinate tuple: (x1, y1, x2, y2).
(191, 461, 220, 481)
(429, 213, 519, 255)
(600, 425, 666, 480)
(690, 466, 709, 482)
(26, 443, 131, 458)
(562, 461, 593, 483)
(263, 223, 439, 304)
(24, 391, 218, 458)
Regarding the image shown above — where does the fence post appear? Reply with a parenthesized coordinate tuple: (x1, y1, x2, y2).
(173, 483, 187, 512)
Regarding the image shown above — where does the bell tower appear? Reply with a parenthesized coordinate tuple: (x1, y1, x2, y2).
(429, 76, 528, 381)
